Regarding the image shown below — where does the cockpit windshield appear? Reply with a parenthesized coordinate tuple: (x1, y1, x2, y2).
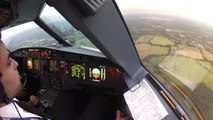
(40, 4, 96, 48)
(2, 21, 58, 51)
(1, 4, 97, 52)
(116, 0, 213, 119)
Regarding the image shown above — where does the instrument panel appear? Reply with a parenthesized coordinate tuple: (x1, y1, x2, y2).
(13, 48, 124, 93)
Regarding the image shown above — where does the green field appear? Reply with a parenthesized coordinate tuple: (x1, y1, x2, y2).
(135, 35, 154, 43)
(136, 43, 169, 59)
(151, 36, 175, 46)
(201, 48, 213, 61)
(129, 15, 213, 119)
(144, 55, 213, 119)
(135, 34, 213, 119)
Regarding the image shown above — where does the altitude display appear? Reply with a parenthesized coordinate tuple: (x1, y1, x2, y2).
(89, 64, 106, 82)
(71, 63, 86, 80)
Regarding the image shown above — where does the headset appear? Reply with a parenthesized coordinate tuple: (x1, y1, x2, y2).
(0, 81, 9, 104)
(0, 82, 4, 103)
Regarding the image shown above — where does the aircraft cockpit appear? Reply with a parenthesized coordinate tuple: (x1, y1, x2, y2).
(1, 1, 129, 119)
(1, 0, 213, 120)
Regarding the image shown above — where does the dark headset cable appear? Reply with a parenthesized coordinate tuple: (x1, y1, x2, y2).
(0, 83, 23, 120)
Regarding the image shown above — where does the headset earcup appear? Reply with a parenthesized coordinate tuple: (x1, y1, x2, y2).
(0, 83, 4, 103)
(0, 82, 9, 103)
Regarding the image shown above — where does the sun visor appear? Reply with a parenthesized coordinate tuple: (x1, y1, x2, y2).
(73, 0, 107, 16)
(0, 1, 14, 29)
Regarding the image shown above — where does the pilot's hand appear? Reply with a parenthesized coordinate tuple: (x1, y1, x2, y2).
(116, 110, 128, 120)
(28, 95, 39, 106)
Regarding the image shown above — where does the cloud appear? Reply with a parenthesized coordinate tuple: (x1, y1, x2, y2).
(115, 0, 213, 26)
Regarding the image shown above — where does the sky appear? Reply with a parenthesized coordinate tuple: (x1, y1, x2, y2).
(1, 22, 37, 45)
(115, 0, 213, 26)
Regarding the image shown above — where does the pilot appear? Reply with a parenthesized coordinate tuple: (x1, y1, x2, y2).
(0, 33, 47, 119)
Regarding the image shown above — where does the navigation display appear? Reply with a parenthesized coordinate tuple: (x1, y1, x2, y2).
(70, 63, 86, 80)
(89, 64, 106, 82)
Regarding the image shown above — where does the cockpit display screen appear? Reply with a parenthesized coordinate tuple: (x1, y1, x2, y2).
(27, 58, 33, 69)
(107, 67, 122, 79)
(89, 64, 106, 82)
(49, 60, 59, 73)
(70, 63, 86, 80)
(33, 59, 40, 71)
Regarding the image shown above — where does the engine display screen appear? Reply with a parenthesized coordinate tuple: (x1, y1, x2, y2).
(89, 64, 106, 82)
(70, 63, 86, 80)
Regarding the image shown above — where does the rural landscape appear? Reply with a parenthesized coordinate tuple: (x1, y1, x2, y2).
(125, 14, 213, 119)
